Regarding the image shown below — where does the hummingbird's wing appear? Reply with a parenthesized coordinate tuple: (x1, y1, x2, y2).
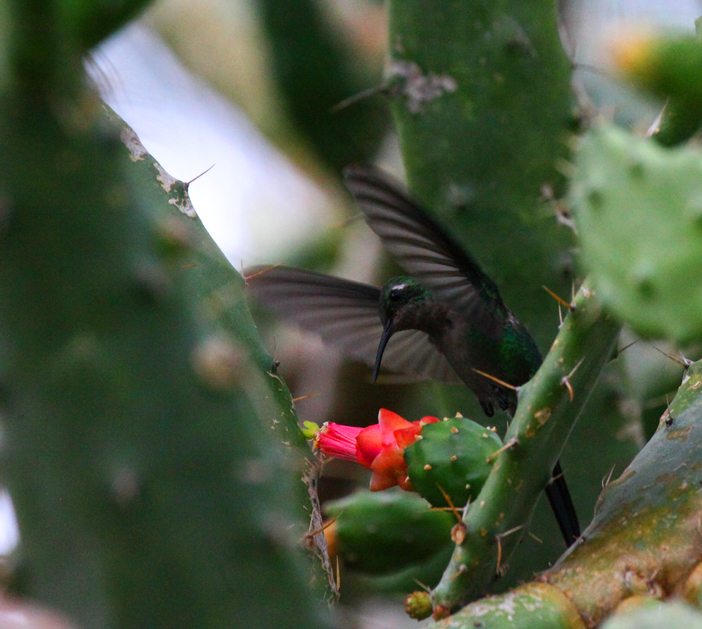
(245, 265, 462, 384)
(343, 166, 509, 331)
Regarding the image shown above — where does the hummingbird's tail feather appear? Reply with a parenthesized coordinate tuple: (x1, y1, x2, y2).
(545, 460, 581, 548)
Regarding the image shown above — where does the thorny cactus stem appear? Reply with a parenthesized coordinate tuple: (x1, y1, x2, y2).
(430, 282, 621, 616)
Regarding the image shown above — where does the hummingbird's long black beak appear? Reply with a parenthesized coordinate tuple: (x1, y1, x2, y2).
(373, 319, 394, 382)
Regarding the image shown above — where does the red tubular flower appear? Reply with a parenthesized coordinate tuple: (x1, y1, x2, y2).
(313, 423, 363, 462)
(313, 409, 439, 492)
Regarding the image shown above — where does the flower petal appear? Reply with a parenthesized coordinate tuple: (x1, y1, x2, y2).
(394, 416, 440, 449)
(377, 408, 414, 446)
(356, 424, 383, 468)
(314, 422, 363, 462)
(368, 443, 406, 491)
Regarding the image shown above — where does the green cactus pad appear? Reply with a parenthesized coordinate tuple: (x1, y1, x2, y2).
(404, 417, 502, 508)
(324, 490, 453, 575)
(571, 124, 702, 344)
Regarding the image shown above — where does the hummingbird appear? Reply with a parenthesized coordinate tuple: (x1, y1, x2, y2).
(245, 166, 580, 546)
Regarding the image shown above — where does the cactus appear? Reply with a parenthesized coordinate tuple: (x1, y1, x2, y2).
(539, 358, 702, 625)
(0, 1, 333, 627)
(427, 281, 621, 617)
(404, 417, 502, 508)
(417, 358, 702, 626)
(114, 115, 337, 604)
(255, 0, 389, 171)
(429, 583, 584, 628)
(324, 489, 453, 575)
(381, 0, 633, 584)
(570, 123, 702, 345)
(600, 601, 702, 629)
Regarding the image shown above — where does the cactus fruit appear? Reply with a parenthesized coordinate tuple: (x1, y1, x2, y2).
(324, 489, 453, 575)
(404, 416, 502, 508)
(613, 31, 702, 103)
(313, 412, 502, 510)
(613, 31, 702, 146)
(570, 123, 702, 344)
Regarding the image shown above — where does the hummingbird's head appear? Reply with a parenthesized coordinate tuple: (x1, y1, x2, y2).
(373, 277, 434, 381)
(379, 277, 431, 329)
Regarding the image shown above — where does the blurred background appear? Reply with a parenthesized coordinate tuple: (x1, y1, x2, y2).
(5, 1, 702, 627)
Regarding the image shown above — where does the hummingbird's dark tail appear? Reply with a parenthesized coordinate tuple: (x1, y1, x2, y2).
(545, 460, 581, 547)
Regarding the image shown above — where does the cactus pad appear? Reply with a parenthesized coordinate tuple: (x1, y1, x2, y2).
(571, 124, 702, 344)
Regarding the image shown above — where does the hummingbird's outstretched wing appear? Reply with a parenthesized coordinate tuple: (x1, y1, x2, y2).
(245, 265, 462, 384)
(343, 166, 510, 331)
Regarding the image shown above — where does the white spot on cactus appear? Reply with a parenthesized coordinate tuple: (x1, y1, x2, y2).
(118, 125, 197, 217)
(120, 126, 147, 162)
(191, 335, 242, 391)
(239, 457, 273, 484)
(387, 60, 457, 113)
(496, 591, 519, 618)
(156, 216, 192, 252)
(112, 467, 139, 504)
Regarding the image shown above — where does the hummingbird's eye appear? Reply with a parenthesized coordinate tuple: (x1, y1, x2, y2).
(388, 285, 405, 301)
